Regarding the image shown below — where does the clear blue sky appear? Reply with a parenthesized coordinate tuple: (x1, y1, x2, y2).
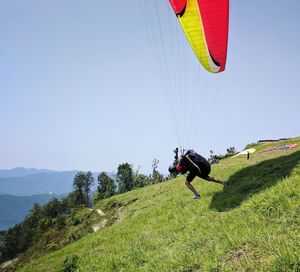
(1, 1, 300, 174)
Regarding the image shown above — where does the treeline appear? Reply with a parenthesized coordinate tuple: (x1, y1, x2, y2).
(94, 160, 164, 202)
(207, 147, 237, 164)
(0, 172, 96, 262)
(0, 160, 165, 263)
(0, 198, 72, 261)
(71, 161, 165, 205)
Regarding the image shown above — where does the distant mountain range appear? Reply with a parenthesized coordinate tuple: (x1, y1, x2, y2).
(0, 168, 115, 196)
(0, 171, 78, 196)
(0, 167, 56, 178)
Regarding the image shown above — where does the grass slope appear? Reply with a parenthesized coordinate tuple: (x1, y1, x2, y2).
(20, 138, 300, 271)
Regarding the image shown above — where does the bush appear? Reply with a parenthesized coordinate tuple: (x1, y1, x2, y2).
(244, 143, 257, 150)
(60, 255, 79, 272)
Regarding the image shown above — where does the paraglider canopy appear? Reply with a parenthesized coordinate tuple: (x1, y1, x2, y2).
(169, 0, 229, 73)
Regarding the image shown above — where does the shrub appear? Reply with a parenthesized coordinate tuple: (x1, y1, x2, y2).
(60, 255, 79, 272)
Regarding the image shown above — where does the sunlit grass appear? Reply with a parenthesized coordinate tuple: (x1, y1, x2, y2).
(19, 138, 300, 272)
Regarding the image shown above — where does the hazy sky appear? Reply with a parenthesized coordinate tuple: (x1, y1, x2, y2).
(1, 1, 300, 174)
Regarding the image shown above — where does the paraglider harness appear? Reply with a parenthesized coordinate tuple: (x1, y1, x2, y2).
(178, 149, 202, 176)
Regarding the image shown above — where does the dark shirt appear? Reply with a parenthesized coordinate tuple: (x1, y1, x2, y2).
(176, 150, 211, 182)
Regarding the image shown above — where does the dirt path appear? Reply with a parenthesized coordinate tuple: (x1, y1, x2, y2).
(0, 258, 18, 269)
(91, 207, 125, 232)
(115, 207, 125, 223)
(92, 219, 108, 232)
(96, 209, 105, 216)
(92, 209, 107, 232)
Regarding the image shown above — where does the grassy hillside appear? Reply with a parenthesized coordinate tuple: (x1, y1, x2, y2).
(17, 138, 300, 271)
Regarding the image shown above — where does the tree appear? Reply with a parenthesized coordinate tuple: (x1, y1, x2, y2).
(72, 172, 86, 206)
(1, 225, 21, 259)
(97, 172, 116, 200)
(226, 146, 236, 154)
(173, 147, 179, 164)
(208, 150, 214, 164)
(28, 203, 43, 228)
(134, 173, 149, 188)
(43, 198, 64, 218)
(66, 190, 81, 208)
(151, 158, 161, 183)
(208, 150, 220, 164)
(168, 148, 180, 178)
(132, 166, 150, 188)
(225, 146, 236, 158)
(72, 171, 94, 207)
(83, 171, 94, 207)
(117, 163, 133, 193)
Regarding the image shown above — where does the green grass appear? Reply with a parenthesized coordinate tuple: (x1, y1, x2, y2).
(19, 138, 300, 271)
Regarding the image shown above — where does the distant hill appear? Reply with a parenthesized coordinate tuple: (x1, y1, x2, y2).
(0, 194, 57, 230)
(0, 167, 56, 178)
(0, 169, 116, 196)
(0, 171, 78, 196)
